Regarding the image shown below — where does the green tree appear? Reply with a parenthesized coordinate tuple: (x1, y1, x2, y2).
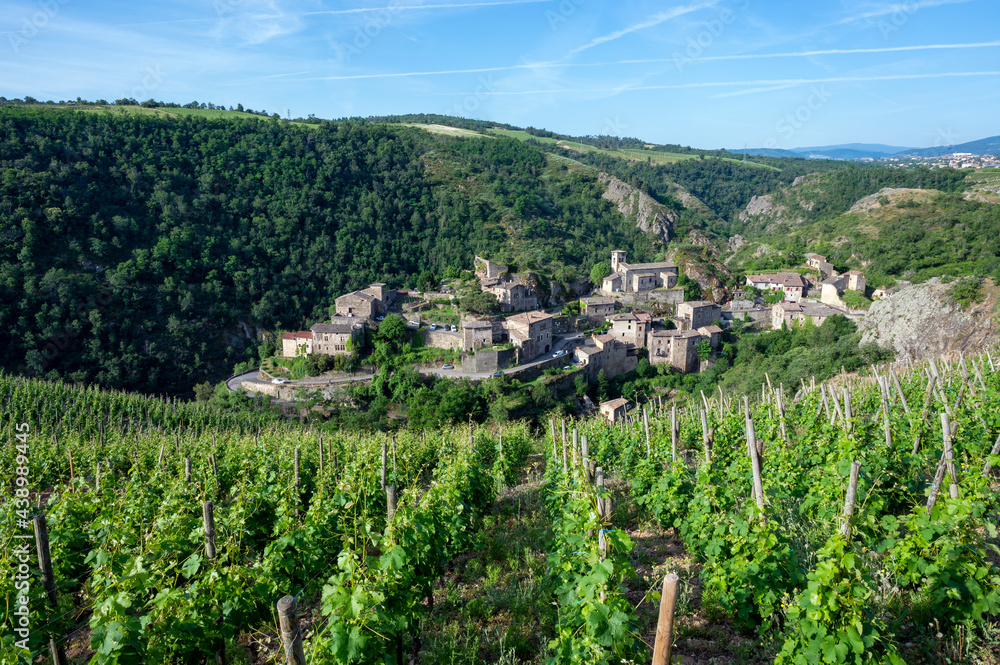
(696, 339, 712, 361)
(590, 261, 611, 285)
(596, 369, 609, 403)
(377, 314, 409, 348)
(417, 270, 438, 292)
(460, 291, 499, 314)
(193, 381, 215, 402)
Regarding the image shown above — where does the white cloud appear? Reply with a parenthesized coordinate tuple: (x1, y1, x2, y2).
(835, 0, 974, 25)
(563, 1, 719, 57)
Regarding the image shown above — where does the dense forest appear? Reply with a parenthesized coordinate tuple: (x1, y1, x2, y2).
(0, 108, 654, 393)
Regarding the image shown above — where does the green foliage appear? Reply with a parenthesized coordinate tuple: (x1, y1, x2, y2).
(696, 339, 712, 361)
(589, 262, 611, 285)
(417, 270, 438, 292)
(840, 290, 873, 310)
(948, 276, 983, 308)
(460, 290, 500, 314)
(676, 272, 702, 300)
(764, 290, 785, 305)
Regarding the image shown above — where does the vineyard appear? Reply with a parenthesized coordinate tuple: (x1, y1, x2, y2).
(2, 350, 1000, 664)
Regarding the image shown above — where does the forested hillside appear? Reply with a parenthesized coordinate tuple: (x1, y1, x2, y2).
(0, 108, 654, 393)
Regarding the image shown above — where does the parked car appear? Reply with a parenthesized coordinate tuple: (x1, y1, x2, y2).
(375, 315, 385, 321)
(450, 325, 457, 331)
(442, 364, 454, 370)
(270, 378, 287, 385)
(492, 370, 504, 377)
(429, 324, 437, 330)
(562, 365, 572, 370)
(554, 349, 566, 357)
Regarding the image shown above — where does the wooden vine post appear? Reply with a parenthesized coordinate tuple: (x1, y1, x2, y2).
(840, 462, 861, 539)
(276, 596, 307, 665)
(185, 457, 192, 484)
(33, 515, 68, 665)
(294, 447, 301, 518)
(380, 441, 387, 490)
(643, 408, 651, 458)
(651, 573, 680, 665)
(386, 485, 398, 523)
(699, 409, 711, 464)
(670, 405, 678, 463)
(941, 413, 959, 499)
(203, 501, 217, 559)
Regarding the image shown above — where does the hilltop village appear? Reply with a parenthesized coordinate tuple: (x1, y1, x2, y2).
(276, 250, 868, 387)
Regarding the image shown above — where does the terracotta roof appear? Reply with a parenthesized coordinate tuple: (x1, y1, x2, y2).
(595, 333, 616, 345)
(746, 272, 806, 288)
(804, 253, 825, 260)
(281, 331, 313, 340)
(844, 270, 864, 275)
(698, 325, 723, 333)
(601, 398, 630, 410)
(506, 310, 552, 326)
(311, 324, 355, 334)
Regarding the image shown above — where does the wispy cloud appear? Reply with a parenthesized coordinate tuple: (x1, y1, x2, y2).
(835, 0, 974, 24)
(268, 41, 1000, 81)
(564, 1, 718, 57)
(438, 70, 1000, 96)
(302, 0, 554, 16)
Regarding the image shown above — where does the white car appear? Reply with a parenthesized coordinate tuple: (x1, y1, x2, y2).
(429, 324, 437, 330)
(554, 349, 566, 357)
(271, 378, 287, 385)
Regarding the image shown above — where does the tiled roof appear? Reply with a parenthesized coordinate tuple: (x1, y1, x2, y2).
(463, 321, 494, 329)
(281, 331, 313, 340)
(311, 324, 354, 334)
(680, 300, 717, 308)
(601, 398, 629, 409)
(595, 333, 616, 344)
(506, 310, 552, 326)
(746, 272, 806, 288)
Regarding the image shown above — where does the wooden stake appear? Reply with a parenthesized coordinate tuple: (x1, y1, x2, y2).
(643, 408, 651, 458)
(276, 596, 307, 665)
(380, 441, 387, 490)
(747, 416, 765, 518)
(700, 409, 711, 464)
(386, 485, 398, 523)
(982, 434, 1000, 477)
(203, 501, 217, 559)
(185, 458, 192, 484)
(670, 406, 678, 464)
(33, 515, 68, 665)
(651, 573, 680, 665)
(941, 413, 959, 499)
(67, 449, 75, 490)
(294, 448, 301, 518)
(840, 462, 861, 539)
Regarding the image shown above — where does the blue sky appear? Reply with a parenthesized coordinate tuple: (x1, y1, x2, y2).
(1, 0, 997, 149)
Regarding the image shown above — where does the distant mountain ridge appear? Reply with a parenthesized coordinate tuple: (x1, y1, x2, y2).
(735, 136, 999, 160)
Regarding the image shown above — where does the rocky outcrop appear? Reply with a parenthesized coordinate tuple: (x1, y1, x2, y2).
(738, 194, 782, 222)
(727, 235, 747, 252)
(848, 187, 935, 214)
(859, 280, 996, 362)
(598, 173, 677, 243)
(668, 252, 729, 303)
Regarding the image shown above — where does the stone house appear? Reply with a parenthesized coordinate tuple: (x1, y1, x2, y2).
(310, 323, 363, 355)
(804, 253, 834, 277)
(280, 331, 313, 358)
(599, 398, 630, 423)
(677, 301, 721, 330)
(462, 320, 496, 352)
(647, 326, 718, 374)
(745, 273, 807, 302)
(772, 301, 841, 330)
(601, 251, 678, 294)
(607, 312, 651, 348)
(505, 310, 553, 362)
(474, 256, 507, 281)
(820, 270, 866, 307)
(574, 333, 637, 380)
(581, 296, 616, 318)
(335, 283, 396, 320)
(482, 278, 538, 313)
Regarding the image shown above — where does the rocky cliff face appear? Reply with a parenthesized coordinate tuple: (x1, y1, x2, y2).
(598, 173, 677, 243)
(859, 280, 996, 362)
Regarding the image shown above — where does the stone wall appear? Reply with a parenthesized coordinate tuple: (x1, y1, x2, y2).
(463, 347, 517, 373)
(419, 329, 463, 351)
(618, 288, 686, 308)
